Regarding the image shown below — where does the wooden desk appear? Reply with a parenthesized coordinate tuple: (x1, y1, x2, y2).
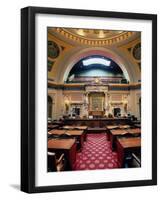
(106, 125, 130, 141)
(106, 125, 118, 141)
(74, 126, 88, 130)
(48, 129, 66, 135)
(66, 130, 84, 136)
(66, 130, 84, 150)
(49, 129, 84, 150)
(48, 124, 59, 130)
(106, 125, 119, 130)
(63, 126, 75, 130)
(48, 139, 76, 170)
(116, 137, 141, 167)
(106, 125, 130, 130)
(134, 124, 141, 128)
(117, 137, 141, 148)
(64, 118, 132, 128)
(119, 125, 131, 129)
(63, 126, 87, 141)
(110, 129, 129, 136)
(63, 125, 87, 130)
(48, 138, 75, 149)
(109, 129, 128, 150)
(127, 128, 141, 134)
(109, 129, 141, 150)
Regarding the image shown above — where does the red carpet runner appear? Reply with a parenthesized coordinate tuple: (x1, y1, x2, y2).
(74, 133, 119, 170)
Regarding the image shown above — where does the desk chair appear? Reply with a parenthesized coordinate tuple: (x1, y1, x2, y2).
(130, 153, 141, 167)
(124, 152, 141, 168)
(48, 152, 65, 172)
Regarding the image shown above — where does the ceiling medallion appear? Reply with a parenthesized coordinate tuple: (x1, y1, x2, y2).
(132, 43, 141, 60)
(48, 41, 60, 59)
(55, 28, 135, 46)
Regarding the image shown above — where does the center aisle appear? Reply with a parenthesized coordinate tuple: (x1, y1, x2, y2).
(74, 133, 119, 170)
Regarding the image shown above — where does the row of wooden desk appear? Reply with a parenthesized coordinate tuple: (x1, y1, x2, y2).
(106, 125, 141, 167)
(117, 137, 141, 168)
(48, 123, 141, 170)
(48, 138, 76, 170)
(48, 124, 59, 131)
(63, 118, 132, 127)
(107, 127, 141, 149)
(48, 126, 88, 170)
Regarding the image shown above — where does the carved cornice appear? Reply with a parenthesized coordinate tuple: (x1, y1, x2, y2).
(48, 81, 141, 91)
(52, 28, 137, 46)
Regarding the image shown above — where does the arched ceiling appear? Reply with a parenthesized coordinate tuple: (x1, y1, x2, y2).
(48, 27, 141, 83)
(62, 28, 124, 39)
(48, 27, 139, 46)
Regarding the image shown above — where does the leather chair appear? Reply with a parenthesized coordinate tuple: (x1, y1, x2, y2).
(130, 153, 141, 167)
(124, 152, 141, 168)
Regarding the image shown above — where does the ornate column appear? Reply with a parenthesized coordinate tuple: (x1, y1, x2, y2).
(104, 92, 108, 116)
(51, 94, 55, 120)
(64, 95, 70, 115)
(123, 95, 128, 115)
(84, 92, 89, 117)
(127, 94, 131, 114)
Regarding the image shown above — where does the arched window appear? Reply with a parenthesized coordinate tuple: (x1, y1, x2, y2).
(66, 55, 127, 84)
(48, 96, 52, 119)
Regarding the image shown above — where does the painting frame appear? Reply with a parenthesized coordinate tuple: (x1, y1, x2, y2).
(21, 6, 157, 193)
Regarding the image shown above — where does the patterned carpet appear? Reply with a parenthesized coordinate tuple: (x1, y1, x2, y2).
(74, 133, 119, 170)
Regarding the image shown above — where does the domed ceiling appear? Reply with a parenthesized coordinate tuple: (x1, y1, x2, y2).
(48, 28, 138, 46)
(63, 29, 124, 39)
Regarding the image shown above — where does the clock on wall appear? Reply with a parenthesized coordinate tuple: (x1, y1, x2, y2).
(132, 43, 141, 60)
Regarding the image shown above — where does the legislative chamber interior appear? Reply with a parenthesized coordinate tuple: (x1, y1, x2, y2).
(47, 28, 141, 172)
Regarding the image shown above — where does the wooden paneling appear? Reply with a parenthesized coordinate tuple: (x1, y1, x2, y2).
(64, 118, 132, 128)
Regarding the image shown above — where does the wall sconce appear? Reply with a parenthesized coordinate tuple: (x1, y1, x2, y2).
(123, 100, 128, 105)
(65, 99, 70, 105)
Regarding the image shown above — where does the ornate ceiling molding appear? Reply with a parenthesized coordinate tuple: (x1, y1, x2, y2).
(52, 28, 137, 46)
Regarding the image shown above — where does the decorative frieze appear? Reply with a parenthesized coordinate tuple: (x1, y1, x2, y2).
(54, 28, 136, 46)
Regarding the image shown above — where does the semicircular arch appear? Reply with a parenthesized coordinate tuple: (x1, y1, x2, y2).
(53, 47, 139, 83)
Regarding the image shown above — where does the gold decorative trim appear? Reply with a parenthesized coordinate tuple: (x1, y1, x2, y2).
(55, 28, 136, 46)
(48, 81, 141, 88)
